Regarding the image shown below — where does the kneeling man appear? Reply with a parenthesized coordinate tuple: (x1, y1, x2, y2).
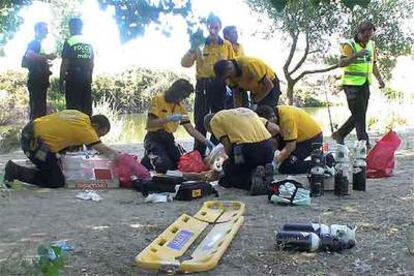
(4, 110, 119, 188)
(256, 105, 322, 174)
(141, 79, 213, 173)
(204, 108, 274, 195)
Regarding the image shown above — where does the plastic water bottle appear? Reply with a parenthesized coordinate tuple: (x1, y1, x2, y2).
(275, 231, 321, 252)
(353, 140, 367, 191)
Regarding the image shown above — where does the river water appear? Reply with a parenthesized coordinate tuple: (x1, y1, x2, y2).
(118, 106, 351, 143)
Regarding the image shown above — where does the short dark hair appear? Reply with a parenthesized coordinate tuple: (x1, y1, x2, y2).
(91, 114, 111, 132)
(256, 105, 275, 120)
(207, 14, 221, 26)
(34, 22, 47, 33)
(358, 21, 376, 33)
(168, 78, 194, 96)
(223, 25, 236, 37)
(214, 60, 230, 79)
(69, 18, 83, 34)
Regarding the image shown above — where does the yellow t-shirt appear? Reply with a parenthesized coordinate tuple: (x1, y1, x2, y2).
(210, 108, 271, 145)
(277, 105, 322, 143)
(33, 110, 100, 152)
(181, 37, 235, 78)
(146, 93, 188, 133)
(232, 43, 245, 58)
(229, 56, 276, 97)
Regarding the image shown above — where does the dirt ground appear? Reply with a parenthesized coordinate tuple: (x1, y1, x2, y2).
(0, 139, 413, 276)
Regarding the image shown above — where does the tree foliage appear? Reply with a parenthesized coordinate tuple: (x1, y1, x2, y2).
(0, 1, 31, 54)
(247, 0, 414, 104)
(97, 0, 195, 42)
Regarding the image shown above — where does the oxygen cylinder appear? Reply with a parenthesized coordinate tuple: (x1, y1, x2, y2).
(308, 143, 325, 197)
(353, 140, 367, 191)
(334, 144, 351, 196)
(282, 223, 330, 235)
(275, 231, 321, 252)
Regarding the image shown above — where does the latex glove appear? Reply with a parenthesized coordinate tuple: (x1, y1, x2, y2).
(204, 139, 215, 151)
(166, 114, 183, 122)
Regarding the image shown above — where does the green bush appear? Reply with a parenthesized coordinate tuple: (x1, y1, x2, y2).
(0, 71, 29, 125)
(0, 67, 189, 116)
(381, 87, 404, 101)
(92, 67, 188, 113)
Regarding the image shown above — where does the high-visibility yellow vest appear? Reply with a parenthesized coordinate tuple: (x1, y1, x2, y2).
(341, 39, 375, 86)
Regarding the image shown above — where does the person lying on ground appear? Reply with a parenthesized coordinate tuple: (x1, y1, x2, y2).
(204, 107, 274, 195)
(3, 110, 120, 188)
(213, 56, 281, 109)
(256, 105, 323, 174)
(141, 79, 213, 174)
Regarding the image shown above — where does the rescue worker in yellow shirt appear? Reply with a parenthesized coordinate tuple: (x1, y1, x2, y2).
(223, 25, 248, 108)
(256, 105, 323, 174)
(332, 21, 385, 148)
(181, 14, 235, 156)
(214, 56, 281, 109)
(204, 108, 274, 195)
(141, 79, 213, 174)
(3, 110, 119, 188)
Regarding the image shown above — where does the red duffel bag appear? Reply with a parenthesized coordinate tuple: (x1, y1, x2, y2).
(177, 150, 209, 173)
(113, 154, 151, 188)
(367, 130, 401, 178)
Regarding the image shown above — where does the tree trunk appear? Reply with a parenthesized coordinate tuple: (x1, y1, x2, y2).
(286, 80, 295, 105)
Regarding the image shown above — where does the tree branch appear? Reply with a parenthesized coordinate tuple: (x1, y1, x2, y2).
(289, 32, 310, 75)
(283, 32, 299, 82)
(293, 64, 339, 83)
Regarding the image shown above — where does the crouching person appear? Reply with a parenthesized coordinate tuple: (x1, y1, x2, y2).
(256, 105, 323, 174)
(141, 79, 213, 174)
(204, 108, 274, 195)
(3, 110, 119, 188)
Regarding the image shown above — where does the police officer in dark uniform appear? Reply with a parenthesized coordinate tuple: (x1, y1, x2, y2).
(22, 22, 56, 120)
(59, 18, 94, 116)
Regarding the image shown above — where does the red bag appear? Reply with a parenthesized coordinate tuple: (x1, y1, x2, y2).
(113, 154, 151, 188)
(178, 150, 209, 173)
(367, 130, 401, 178)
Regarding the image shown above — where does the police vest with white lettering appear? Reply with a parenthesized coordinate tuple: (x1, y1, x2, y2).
(66, 35, 93, 60)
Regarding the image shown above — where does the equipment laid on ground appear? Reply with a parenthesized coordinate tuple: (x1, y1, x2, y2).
(308, 143, 325, 197)
(135, 201, 245, 273)
(61, 151, 119, 189)
(269, 178, 311, 206)
(352, 140, 367, 191)
(275, 223, 356, 252)
(334, 144, 352, 196)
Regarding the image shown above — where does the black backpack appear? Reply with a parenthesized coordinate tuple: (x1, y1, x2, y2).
(175, 181, 219, 201)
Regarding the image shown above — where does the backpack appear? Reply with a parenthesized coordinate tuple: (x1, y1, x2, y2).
(175, 181, 219, 201)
